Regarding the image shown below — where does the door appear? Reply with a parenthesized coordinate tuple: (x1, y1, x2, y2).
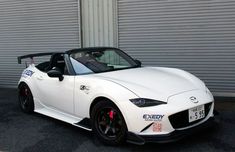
(35, 72, 75, 115)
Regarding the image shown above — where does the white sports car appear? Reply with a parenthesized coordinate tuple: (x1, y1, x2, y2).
(17, 47, 215, 145)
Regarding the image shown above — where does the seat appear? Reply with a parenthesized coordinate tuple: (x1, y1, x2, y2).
(47, 53, 65, 74)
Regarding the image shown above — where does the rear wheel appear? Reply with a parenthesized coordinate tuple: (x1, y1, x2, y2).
(91, 100, 127, 145)
(18, 83, 34, 113)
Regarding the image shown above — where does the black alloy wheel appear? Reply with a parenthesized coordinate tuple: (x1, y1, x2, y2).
(91, 100, 127, 145)
(18, 83, 34, 113)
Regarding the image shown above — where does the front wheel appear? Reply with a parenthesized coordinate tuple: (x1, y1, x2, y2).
(91, 100, 127, 145)
(18, 83, 34, 113)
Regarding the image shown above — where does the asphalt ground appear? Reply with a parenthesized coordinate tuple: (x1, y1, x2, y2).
(0, 88, 235, 152)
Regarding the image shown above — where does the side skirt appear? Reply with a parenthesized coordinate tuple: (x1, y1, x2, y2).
(34, 107, 92, 131)
(74, 118, 92, 130)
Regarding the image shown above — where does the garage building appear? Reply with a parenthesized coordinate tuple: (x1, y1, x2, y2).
(0, 0, 234, 97)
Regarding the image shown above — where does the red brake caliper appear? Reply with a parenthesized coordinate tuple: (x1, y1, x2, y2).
(109, 110, 114, 120)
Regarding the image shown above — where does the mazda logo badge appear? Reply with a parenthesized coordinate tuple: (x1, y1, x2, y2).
(190, 96, 198, 103)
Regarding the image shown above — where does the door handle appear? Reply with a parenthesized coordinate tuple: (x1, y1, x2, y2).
(36, 75, 44, 80)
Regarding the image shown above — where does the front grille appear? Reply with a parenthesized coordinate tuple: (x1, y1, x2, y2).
(169, 102, 212, 129)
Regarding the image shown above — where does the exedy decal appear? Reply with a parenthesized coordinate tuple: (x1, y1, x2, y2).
(143, 114, 164, 121)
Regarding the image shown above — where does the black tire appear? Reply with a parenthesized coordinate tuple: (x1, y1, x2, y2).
(91, 100, 127, 145)
(18, 83, 34, 113)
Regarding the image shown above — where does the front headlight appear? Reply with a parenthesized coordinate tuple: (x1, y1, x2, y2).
(129, 98, 166, 107)
(205, 86, 214, 99)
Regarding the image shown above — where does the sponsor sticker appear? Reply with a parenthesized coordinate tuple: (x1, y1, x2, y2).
(152, 122, 162, 132)
(22, 70, 34, 78)
(80, 85, 90, 94)
(143, 114, 164, 121)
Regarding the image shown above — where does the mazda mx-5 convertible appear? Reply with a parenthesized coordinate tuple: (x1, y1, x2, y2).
(17, 47, 215, 145)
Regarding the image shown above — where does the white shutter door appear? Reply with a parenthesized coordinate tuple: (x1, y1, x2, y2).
(0, 0, 80, 87)
(118, 0, 235, 96)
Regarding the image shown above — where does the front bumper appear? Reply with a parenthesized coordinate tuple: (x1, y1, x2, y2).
(120, 89, 214, 135)
(127, 117, 215, 145)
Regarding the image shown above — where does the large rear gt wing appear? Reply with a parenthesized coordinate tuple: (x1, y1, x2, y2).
(17, 52, 60, 64)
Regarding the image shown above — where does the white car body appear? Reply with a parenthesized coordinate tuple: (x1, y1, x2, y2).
(18, 47, 214, 144)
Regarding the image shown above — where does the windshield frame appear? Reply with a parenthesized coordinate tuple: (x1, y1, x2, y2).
(68, 47, 140, 75)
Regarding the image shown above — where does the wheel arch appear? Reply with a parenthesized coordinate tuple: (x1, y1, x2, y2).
(18, 81, 28, 88)
(18, 80, 36, 99)
(18, 80, 32, 91)
(89, 96, 113, 117)
(89, 96, 129, 129)
(18, 80, 35, 113)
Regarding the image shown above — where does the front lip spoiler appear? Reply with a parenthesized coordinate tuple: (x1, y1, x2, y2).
(126, 117, 215, 145)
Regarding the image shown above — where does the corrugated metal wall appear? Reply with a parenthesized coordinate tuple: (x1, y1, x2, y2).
(81, 0, 117, 47)
(118, 0, 235, 96)
(0, 0, 80, 87)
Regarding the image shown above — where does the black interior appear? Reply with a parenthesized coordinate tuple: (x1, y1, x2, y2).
(36, 53, 67, 74)
(36, 61, 50, 72)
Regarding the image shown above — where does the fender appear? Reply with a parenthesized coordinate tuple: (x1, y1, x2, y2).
(18, 67, 38, 101)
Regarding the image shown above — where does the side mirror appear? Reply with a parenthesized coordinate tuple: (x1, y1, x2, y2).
(135, 59, 142, 67)
(47, 68, 64, 81)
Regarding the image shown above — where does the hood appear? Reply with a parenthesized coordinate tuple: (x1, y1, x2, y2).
(92, 67, 205, 102)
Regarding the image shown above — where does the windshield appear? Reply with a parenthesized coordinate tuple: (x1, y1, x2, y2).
(70, 48, 138, 75)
